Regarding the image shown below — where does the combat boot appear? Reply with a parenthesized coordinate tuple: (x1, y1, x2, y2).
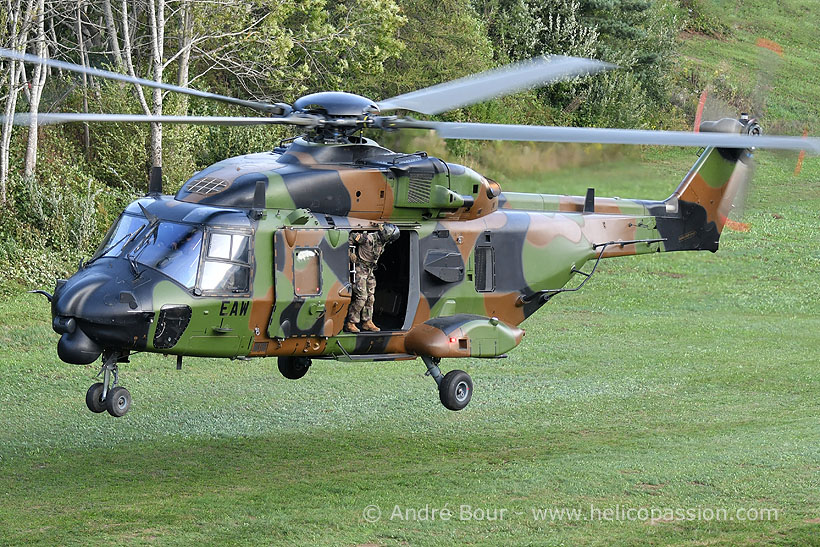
(345, 321, 360, 333)
(361, 320, 380, 332)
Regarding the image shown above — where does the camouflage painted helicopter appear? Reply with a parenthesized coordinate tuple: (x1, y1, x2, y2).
(3, 49, 818, 417)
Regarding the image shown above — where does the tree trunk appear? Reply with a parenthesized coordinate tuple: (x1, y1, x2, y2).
(102, 0, 123, 68)
(148, 0, 165, 169)
(0, 0, 35, 204)
(120, 0, 150, 117)
(176, 0, 193, 114)
(76, 0, 90, 159)
(23, 0, 47, 179)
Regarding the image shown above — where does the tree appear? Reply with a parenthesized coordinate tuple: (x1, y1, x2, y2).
(373, 0, 493, 100)
(475, 0, 598, 63)
(472, 0, 680, 127)
(1, 0, 35, 204)
(23, 0, 47, 178)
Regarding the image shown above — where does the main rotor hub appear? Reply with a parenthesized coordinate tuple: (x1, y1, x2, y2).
(293, 92, 380, 117)
(292, 92, 380, 143)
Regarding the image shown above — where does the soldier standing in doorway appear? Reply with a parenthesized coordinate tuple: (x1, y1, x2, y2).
(345, 223, 400, 333)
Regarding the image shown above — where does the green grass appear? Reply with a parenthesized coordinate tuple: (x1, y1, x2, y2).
(679, 0, 820, 129)
(0, 148, 817, 545)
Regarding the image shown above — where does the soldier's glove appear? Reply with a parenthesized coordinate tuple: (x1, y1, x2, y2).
(348, 246, 357, 263)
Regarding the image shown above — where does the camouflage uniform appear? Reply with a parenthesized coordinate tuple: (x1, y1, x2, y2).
(347, 232, 386, 323)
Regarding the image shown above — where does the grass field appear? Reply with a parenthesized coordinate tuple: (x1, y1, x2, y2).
(2, 1, 820, 544)
(0, 147, 817, 545)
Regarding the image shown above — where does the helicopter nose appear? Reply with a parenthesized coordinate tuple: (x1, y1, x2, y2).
(51, 272, 108, 364)
(53, 316, 102, 364)
(50, 262, 155, 364)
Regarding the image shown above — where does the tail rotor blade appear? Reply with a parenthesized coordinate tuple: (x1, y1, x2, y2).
(719, 155, 754, 231)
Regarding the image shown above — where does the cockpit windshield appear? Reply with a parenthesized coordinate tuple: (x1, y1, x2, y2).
(91, 213, 251, 292)
(132, 222, 203, 288)
(92, 213, 148, 260)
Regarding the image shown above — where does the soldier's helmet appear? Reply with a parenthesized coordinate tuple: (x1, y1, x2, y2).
(378, 223, 400, 243)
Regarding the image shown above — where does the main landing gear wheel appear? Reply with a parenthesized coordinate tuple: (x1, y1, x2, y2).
(278, 356, 312, 380)
(439, 370, 473, 411)
(421, 356, 473, 411)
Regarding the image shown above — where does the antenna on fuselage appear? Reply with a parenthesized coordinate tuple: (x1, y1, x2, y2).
(249, 180, 266, 220)
(148, 166, 163, 196)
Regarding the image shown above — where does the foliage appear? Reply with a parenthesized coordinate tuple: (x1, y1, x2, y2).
(1, 0, 682, 287)
(680, 0, 729, 36)
(371, 0, 494, 98)
(190, 0, 406, 100)
(475, 0, 599, 62)
(0, 168, 133, 290)
(473, 0, 683, 127)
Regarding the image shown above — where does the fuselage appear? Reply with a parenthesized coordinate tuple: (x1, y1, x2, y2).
(51, 137, 738, 364)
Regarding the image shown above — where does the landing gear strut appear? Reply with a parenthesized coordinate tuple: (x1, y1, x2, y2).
(85, 351, 131, 417)
(422, 356, 473, 411)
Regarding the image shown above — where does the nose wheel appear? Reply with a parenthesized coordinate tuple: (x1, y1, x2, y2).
(85, 352, 131, 417)
(421, 356, 473, 411)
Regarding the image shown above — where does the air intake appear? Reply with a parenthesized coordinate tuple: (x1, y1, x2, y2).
(186, 177, 229, 195)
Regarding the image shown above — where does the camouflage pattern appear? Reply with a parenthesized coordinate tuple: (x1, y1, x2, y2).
(347, 231, 388, 324)
(350, 231, 387, 267)
(348, 261, 377, 323)
(49, 133, 752, 368)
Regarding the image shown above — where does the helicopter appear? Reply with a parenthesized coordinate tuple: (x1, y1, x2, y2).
(3, 48, 818, 417)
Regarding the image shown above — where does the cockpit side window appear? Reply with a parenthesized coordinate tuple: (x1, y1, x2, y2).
(198, 230, 252, 295)
(207, 233, 249, 263)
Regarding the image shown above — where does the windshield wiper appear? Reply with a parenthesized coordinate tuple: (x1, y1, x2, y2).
(126, 224, 159, 278)
(85, 228, 142, 266)
(128, 253, 140, 277)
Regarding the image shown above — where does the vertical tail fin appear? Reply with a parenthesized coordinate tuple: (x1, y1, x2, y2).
(660, 118, 755, 251)
(668, 145, 752, 234)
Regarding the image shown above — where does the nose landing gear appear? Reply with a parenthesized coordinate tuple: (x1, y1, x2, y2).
(421, 356, 473, 411)
(85, 351, 131, 417)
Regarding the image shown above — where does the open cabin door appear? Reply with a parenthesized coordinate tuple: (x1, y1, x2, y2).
(372, 229, 419, 331)
(268, 227, 351, 339)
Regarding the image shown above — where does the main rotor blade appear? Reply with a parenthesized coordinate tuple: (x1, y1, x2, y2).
(0, 48, 290, 115)
(389, 119, 820, 153)
(4, 112, 318, 127)
(377, 55, 614, 115)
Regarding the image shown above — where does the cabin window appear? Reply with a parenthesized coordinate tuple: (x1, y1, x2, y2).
(198, 230, 252, 294)
(293, 248, 321, 296)
(474, 246, 495, 292)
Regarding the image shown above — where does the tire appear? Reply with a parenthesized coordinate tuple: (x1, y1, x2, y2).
(439, 370, 472, 411)
(278, 357, 312, 380)
(105, 386, 131, 417)
(85, 382, 106, 413)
